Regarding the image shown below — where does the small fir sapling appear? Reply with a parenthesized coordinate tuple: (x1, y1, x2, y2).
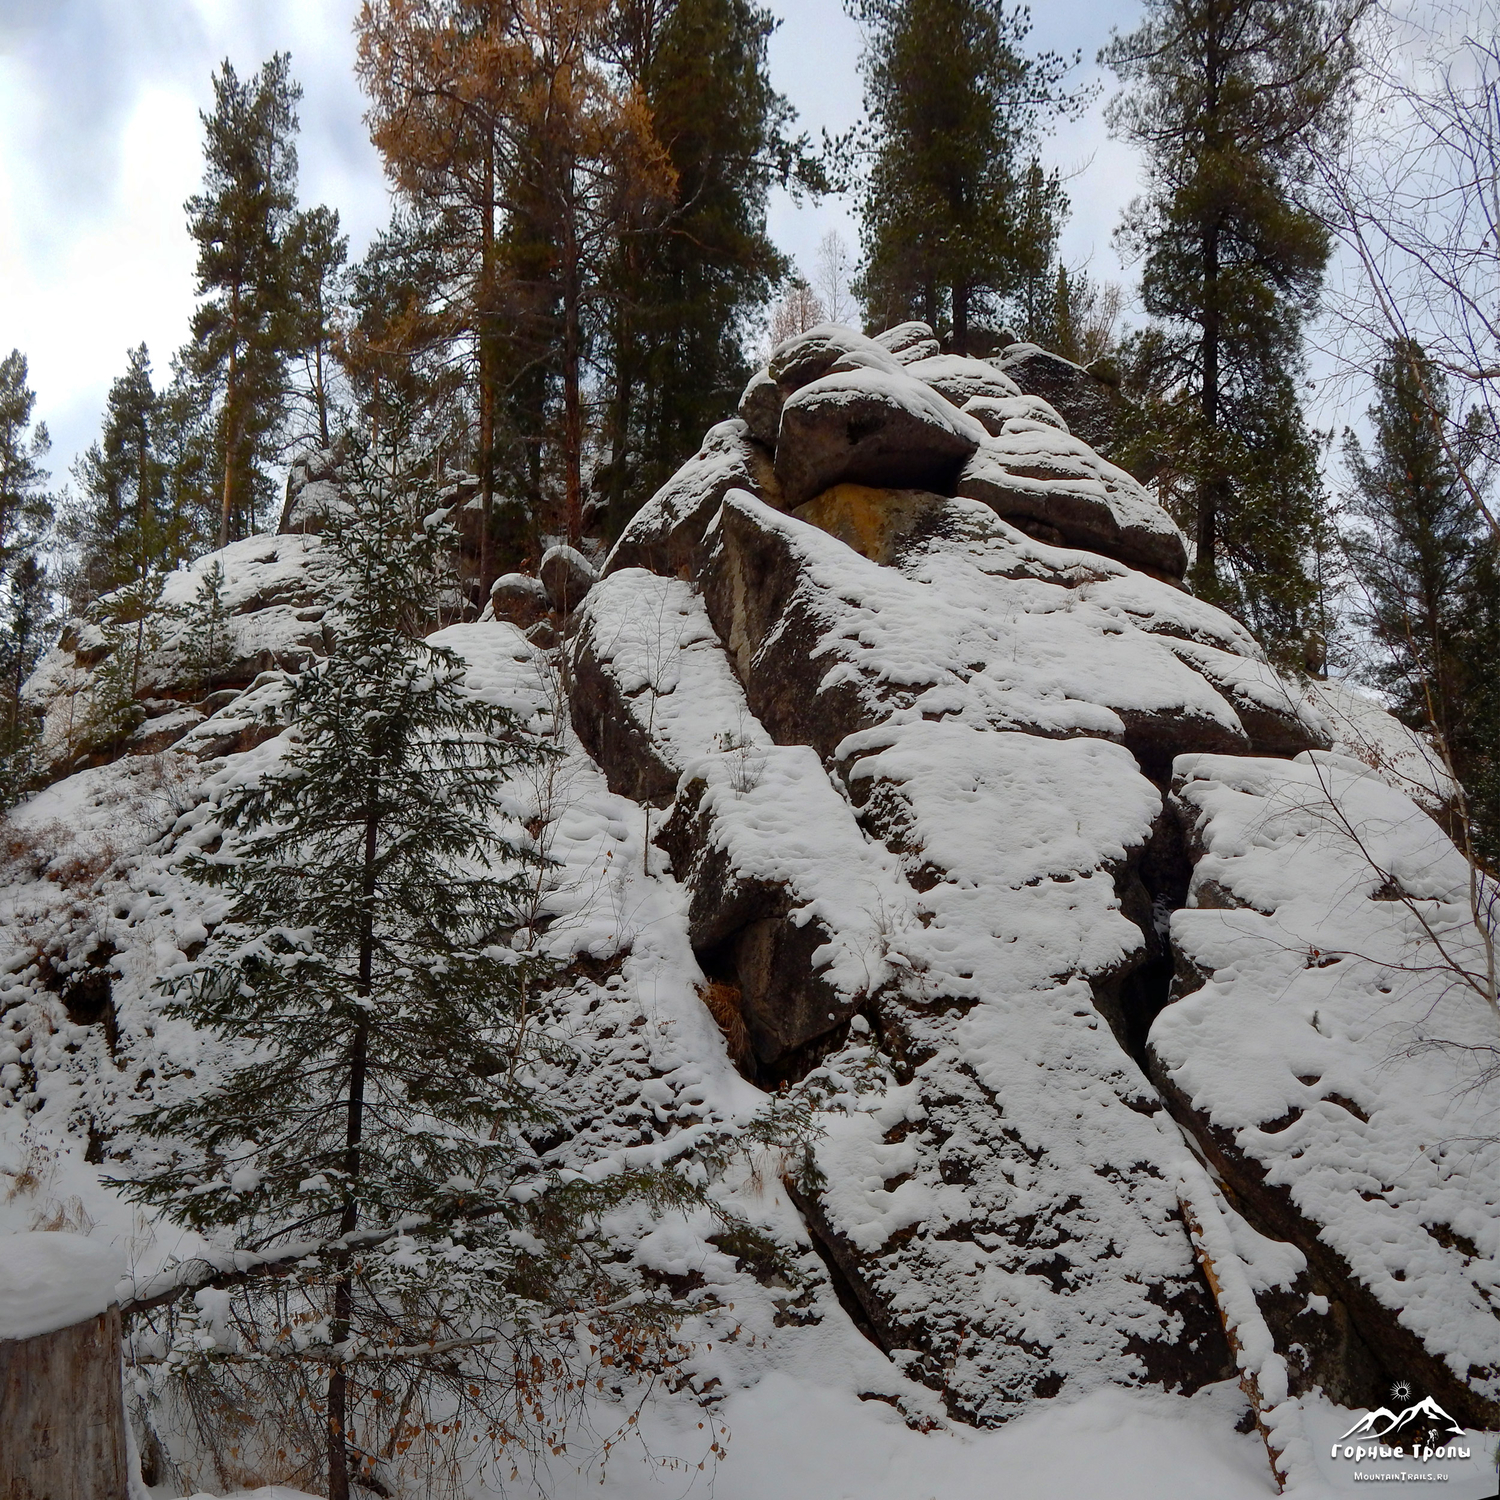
(180, 559, 234, 695)
(82, 574, 165, 756)
(118, 455, 722, 1498)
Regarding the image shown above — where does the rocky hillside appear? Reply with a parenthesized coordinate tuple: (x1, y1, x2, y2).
(4, 323, 1496, 1497)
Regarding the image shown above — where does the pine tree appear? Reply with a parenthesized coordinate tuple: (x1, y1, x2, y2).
(186, 54, 303, 547)
(849, 0, 1077, 352)
(1103, 0, 1361, 634)
(1343, 338, 1500, 858)
(0, 351, 54, 802)
(0, 349, 53, 575)
(152, 358, 224, 572)
(122, 455, 706, 1495)
(599, 0, 801, 536)
(80, 574, 167, 760)
(66, 345, 181, 606)
(286, 204, 349, 450)
(180, 559, 234, 695)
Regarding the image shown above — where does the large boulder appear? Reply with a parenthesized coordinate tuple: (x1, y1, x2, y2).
(774, 368, 988, 507)
(657, 745, 900, 1073)
(995, 343, 1123, 458)
(960, 392, 1070, 437)
(794, 719, 1235, 1420)
(902, 353, 1022, 406)
(486, 572, 550, 631)
(604, 418, 783, 580)
(870, 320, 941, 364)
(1150, 753, 1500, 1427)
(278, 449, 347, 535)
(539, 544, 596, 614)
(700, 490, 1294, 770)
(737, 369, 784, 448)
(569, 570, 751, 806)
(21, 536, 338, 775)
(957, 426, 1190, 580)
(767, 323, 905, 392)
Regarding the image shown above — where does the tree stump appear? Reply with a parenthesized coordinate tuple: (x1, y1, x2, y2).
(1, 1233, 127, 1500)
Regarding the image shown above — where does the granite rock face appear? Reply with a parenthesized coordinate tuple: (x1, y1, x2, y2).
(564, 326, 1492, 1444)
(14, 324, 1493, 1474)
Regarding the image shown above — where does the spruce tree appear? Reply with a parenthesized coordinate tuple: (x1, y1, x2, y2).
(849, 0, 1077, 351)
(600, 0, 802, 536)
(0, 351, 54, 802)
(0, 554, 53, 807)
(152, 356, 224, 567)
(82, 573, 168, 759)
(122, 457, 702, 1495)
(180, 559, 234, 695)
(1343, 339, 1500, 859)
(186, 54, 302, 547)
(1103, 0, 1360, 639)
(67, 345, 181, 606)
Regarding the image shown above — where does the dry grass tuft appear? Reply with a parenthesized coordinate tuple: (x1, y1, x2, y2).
(698, 979, 752, 1071)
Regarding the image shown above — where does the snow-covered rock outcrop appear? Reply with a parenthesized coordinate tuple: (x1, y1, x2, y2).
(5, 322, 1496, 1494)
(585, 323, 1497, 1438)
(22, 532, 339, 773)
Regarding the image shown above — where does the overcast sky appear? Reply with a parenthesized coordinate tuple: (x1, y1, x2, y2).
(0, 0, 1146, 493)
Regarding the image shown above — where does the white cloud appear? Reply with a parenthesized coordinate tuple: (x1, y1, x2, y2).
(0, 0, 386, 489)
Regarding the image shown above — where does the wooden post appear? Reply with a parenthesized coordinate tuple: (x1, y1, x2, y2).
(1, 1233, 129, 1500)
(1, 1304, 127, 1500)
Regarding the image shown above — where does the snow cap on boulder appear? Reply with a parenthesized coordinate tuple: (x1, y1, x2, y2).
(871, 319, 942, 364)
(486, 572, 550, 630)
(902, 353, 1022, 405)
(767, 323, 904, 391)
(539, 544, 597, 615)
(775, 366, 988, 506)
(736, 368, 783, 448)
(604, 418, 784, 580)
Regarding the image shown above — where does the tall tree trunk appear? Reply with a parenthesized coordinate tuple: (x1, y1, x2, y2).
(563, 336, 583, 544)
(1195, 7, 1224, 591)
(219, 287, 242, 550)
(315, 336, 330, 449)
(952, 282, 970, 357)
(563, 222, 584, 545)
(327, 803, 377, 1500)
(1198, 220, 1221, 586)
(478, 139, 498, 601)
(137, 417, 150, 563)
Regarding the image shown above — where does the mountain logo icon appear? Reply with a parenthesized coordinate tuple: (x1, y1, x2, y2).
(1336, 1396, 1466, 1443)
